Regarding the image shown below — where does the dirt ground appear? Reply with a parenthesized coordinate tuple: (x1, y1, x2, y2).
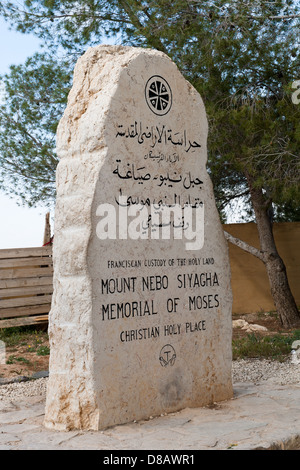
(0, 313, 296, 379)
(0, 328, 50, 380)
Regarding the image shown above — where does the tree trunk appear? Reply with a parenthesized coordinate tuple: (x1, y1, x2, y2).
(246, 174, 300, 328)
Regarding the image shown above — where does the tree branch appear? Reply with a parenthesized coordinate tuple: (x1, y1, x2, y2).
(223, 230, 266, 262)
(186, 2, 300, 21)
(269, 14, 300, 20)
(4, 5, 131, 24)
(118, 0, 168, 54)
(217, 189, 250, 211)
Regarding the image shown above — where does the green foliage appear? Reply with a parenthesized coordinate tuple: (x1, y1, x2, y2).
(0, 52, 72, 205)
(0, 326, 48, 348)
(1, 0, 125, 52)
(36, 345, 50, 356)
(274, 200, 300, 222)
(0, 0, 299, 212)
(233, 329, 300, 360)
(6, 355, 30, 364)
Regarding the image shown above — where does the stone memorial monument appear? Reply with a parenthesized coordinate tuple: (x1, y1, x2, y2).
(44, 45, 233, 431)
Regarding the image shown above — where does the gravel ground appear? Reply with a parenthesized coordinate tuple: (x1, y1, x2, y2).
(0, 377, 47, 400)
(0, 359, 299, 402)
(232, 358, 300, 385)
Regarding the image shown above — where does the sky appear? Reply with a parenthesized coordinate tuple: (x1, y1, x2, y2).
(0, 16, 49, 249)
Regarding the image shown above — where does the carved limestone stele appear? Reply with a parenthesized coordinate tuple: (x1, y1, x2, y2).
(44, 46, 233, 431)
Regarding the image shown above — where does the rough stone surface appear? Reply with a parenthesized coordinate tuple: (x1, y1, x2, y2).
(44, 45, 232, 431)
(232, 319, 268, 332)
(0, 371, 299, 450)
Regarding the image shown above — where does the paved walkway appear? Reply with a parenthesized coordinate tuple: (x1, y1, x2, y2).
(0, 381, 299, 450)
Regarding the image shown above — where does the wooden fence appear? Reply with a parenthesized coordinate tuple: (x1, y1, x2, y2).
(0, 246, 53, 328)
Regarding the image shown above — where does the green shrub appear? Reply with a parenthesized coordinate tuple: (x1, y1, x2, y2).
(233, 330, 300, 360)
